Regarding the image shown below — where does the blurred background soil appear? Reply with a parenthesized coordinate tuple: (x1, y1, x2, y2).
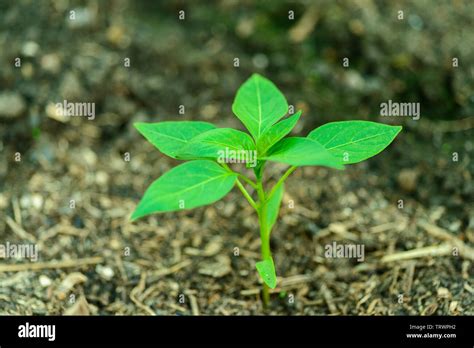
(0, 0, 473, 315)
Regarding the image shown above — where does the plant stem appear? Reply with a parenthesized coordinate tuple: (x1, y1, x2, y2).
(267, 166, 296, 201)
(219, 162, 258, 189)
(239, 174, 258, 189)
(235, 179, 258, 210)
(256, 180, 271, 307)
(220, 163, 258, 209)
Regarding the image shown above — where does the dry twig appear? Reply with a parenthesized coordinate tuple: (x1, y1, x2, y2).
(0, 256, 103, 272)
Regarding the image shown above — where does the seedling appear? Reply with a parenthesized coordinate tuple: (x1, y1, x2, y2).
(131, 74, 402, 306)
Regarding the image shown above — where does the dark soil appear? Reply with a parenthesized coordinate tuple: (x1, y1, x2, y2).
(0, 0, 472, 315)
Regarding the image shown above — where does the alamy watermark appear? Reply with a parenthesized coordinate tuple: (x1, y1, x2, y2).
(380, 99, 420, 120)
(217, 147, 257, 168)
(0, 242, 38, 262)
(324, 241, 365, 262)
(55, 100, 95, 120)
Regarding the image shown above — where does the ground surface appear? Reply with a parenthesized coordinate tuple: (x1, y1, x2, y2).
(0, 0, 473, 315)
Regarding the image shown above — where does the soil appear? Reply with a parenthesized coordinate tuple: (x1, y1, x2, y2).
(0, 1, 473, 315)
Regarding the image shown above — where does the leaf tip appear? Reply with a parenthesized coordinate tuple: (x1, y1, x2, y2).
(133, 122, 146, 132)
(391, 124, 403, 140)
(256, 258, 277, 289)
(130, 201, 149, 221)
(130, 209, 141, 222)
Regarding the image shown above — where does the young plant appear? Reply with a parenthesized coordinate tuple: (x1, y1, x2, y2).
(131, 74, 402, 306)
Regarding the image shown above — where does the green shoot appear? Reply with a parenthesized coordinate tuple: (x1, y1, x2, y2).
(131, 73, 402, 307)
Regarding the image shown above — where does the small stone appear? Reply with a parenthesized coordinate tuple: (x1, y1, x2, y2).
(39, 275, 52, 287)
(81, 148, 97, 166)
(0, 92, 26, 119)
(236, 17, 254, 38)
(96, 265, 115, 280)
(21, 63, 34, 79)
(221, 202, 236, 217)
(349, 19, 365, 35)
(41, 53, 61, 74)
(169, 281, 180, 292)
(59, 72, 84, 100)
(252, 53, 269, 69)
(46, 102, 68, 123)
(95, 171, 109, 186)
(21, 41, 40, 57)
(106, 25, 129, 48)
(448, 220, 461, 232)
(20, 195, 31, 209)
(31, 194, 44, 210)
(398, 168, 420, 193)
(437, 287, 450, 299)
(200, 104, 219, 120)
(345, 70, 365, 91)
(22, 193, 42, 209)
(110, 238, 121, 250)
(198, 255, 231, 278)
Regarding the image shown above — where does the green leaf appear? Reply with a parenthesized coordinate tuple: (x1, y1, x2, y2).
(131, 160, 237, 220)
(266, 183, 284, 233)
(232, 74, 288, 140)
(308, 121, 402, 164)
(256, 257, 277, 289)
(257, 111, 301, 155)
(134, 121, 216, 159)
(263, 137, 344, 169)
(178, 128, 256, 165)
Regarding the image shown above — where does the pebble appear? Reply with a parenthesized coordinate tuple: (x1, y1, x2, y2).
(21, 63, 34, 79)
(437, 287, 450, 299)
(398, 168, 419, 193)
(0, 92, 26, 119)
(345, 70, 365, 91)
(236, 17, 254, 38)
(200, 104, 219, 120)
(21, 41, 40, 57)
(59, 72, 85, 100)
(448, 220, 461, 232)
(198, 255, 231, 278)
(39, 275, 52, 287)
(31, 194, 44, 210)
(96, 265, 115, 280)
(106, 25, 130, 48)
(252, 53, 269, 69)
(95, 171, 109, 186)
(81, 148, 98, 166)
(41, 53, 61, 74)
(109, 238, 121, 250)
(46, 102, 68, 123)
(20, 194, 44, 210)
(169, 281, 180, 292)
